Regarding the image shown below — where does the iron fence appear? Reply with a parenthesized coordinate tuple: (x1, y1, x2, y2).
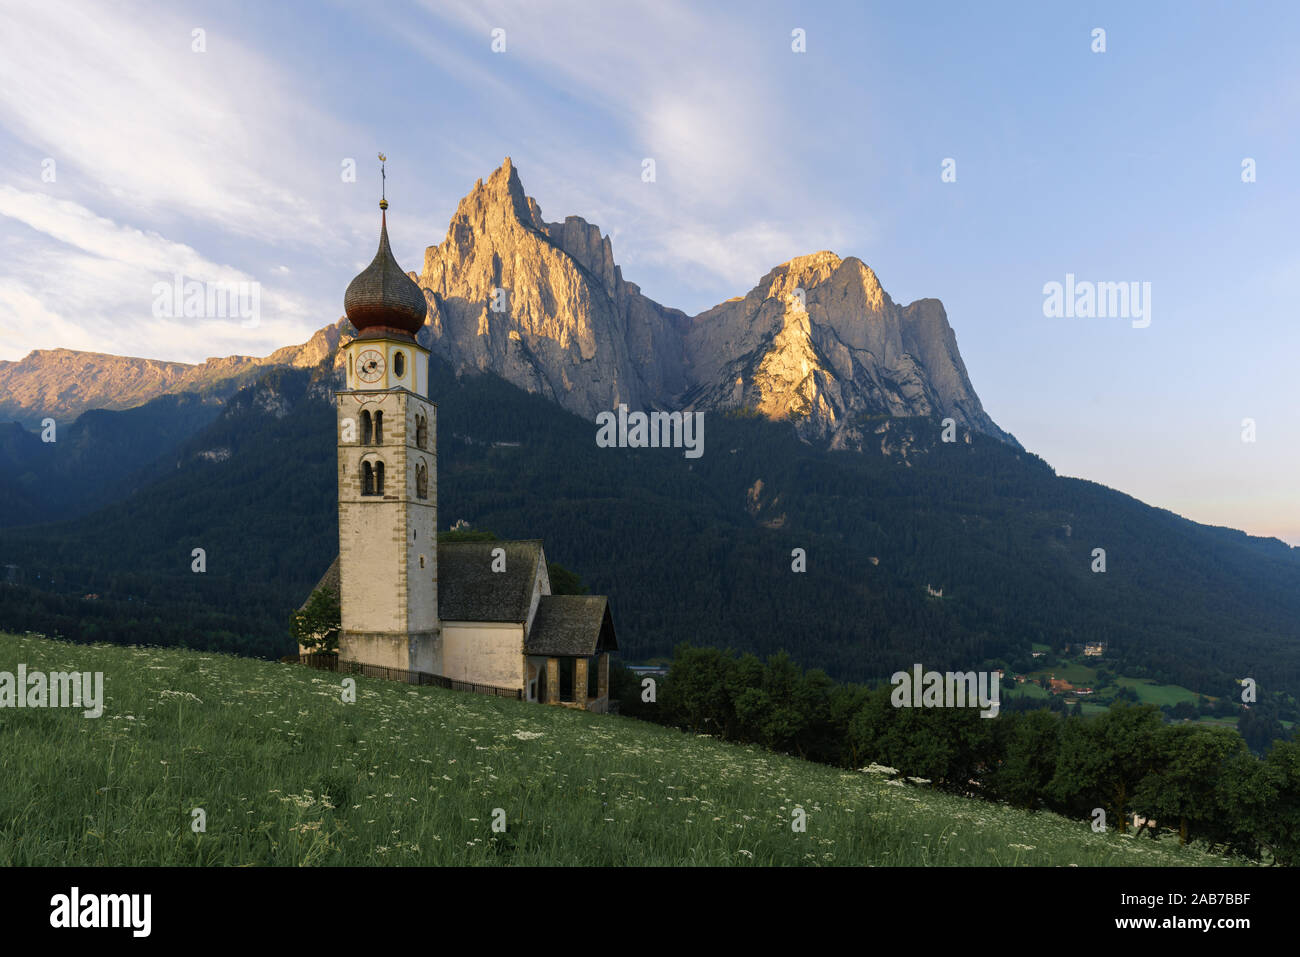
(286, 652, 522, 699)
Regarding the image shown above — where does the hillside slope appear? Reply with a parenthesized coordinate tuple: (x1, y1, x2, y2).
(0, 356, 1298, 697)
(0, 632, 1236, 866)
(0, 321, 347, 431)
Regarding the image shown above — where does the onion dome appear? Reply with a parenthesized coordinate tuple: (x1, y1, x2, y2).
(344, 203, 428, 339)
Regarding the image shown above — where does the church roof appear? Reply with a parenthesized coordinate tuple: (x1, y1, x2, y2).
(301, 543, 619, 655)
(305, 556, 340, 604)
(525, 595, 618, 657)
(438, 540, 545, 623)
(343, 206, 428, 340)
(303, 541, 546, 624)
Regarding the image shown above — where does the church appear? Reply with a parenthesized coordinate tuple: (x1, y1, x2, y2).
(299, 185, 617, 712)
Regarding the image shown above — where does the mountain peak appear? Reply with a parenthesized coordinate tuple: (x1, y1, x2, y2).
(418, 160, 690, 416)
(415, 161, 1013, 449)
(684, 248, 1014, 448)
(782, 250, 843, 271)
(485, 155, 522, 194)
(3, 163, 1012, 451)
(442, 157, 544, 249)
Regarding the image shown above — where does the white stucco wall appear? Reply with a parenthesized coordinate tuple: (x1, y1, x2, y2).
(441, 622, 525, 689)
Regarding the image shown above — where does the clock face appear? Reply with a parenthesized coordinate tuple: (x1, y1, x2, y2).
(356, 348, 386, 384)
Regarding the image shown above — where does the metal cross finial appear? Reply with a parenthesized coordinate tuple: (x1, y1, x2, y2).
(378, 153, 387, 208)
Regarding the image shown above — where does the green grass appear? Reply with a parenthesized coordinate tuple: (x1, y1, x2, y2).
(1016, 658, 1219, 715)
(1023, 662, 1098, 685)
(1113, 677, 1202, 708)
(0, 633, 1243, 866)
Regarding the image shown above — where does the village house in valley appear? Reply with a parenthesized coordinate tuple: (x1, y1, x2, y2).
(298, 187, 617, 712)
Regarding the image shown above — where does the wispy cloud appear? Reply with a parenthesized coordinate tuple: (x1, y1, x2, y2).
(0, 186, 321, 361)
(402, 0, 864, 305)
(0, 0, 337, 243)
(0, 0, 367, 360)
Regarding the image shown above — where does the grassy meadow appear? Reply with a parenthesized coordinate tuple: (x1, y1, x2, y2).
(0, 632, 1245, 867)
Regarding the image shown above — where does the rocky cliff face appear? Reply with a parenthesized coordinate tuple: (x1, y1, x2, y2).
(2, 158, 1014, 450)
(413, 158, 1014, 448)
(680, 252, 1016, 448)
(415, 158, 689, 419)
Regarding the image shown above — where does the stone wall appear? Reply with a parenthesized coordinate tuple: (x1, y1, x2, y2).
(336, 384, 438, 662)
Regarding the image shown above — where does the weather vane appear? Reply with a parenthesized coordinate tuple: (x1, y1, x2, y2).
(378, 152, 387, 209)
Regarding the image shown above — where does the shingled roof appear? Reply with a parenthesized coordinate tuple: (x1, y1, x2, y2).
(438, 540, 545, 623)
(301, 544, 617, 655)
(301, 556, 340, 611)
(525, 595, 618, 656)
(303, 544, 544, 622)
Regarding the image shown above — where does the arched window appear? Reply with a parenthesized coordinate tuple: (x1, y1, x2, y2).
(374, 411, 384, 444)
(362, 461, 375, 496)
(416, 414, 427, 450)
(416, 461, 428, 499)
(361, 409, 372, 445)
(394, 351, 405, 378)
(374, 460, 385, 495)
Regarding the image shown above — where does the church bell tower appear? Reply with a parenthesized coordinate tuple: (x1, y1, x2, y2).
(336, 162, 439, 674)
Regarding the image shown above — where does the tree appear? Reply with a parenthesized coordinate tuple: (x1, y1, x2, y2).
(847, 687, 989, 790)
(1134, 725, 1247, 844)
(1258, 739, 1300, 866)
(726, 653, 767, 742)
(828, 682, 872, 768)
(547, 562, 588, 595)
(1239, 700, 1289, 755)
(792, 667, 840, 763)
(289, 585, 340, 653)
(756, 651, 810, 755)
(993, 709, 1061, 809)
(1049, 703, 1163, 832)
(659, 644, 736, 736)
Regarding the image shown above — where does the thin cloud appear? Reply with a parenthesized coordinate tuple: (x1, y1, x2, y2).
(0, 0, 339, 245)
(401, 0, 866, 306)
(0, 187, 324, 362)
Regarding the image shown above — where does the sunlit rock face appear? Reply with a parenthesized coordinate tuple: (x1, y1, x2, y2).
(415, 157, 689, 420)
(2, 157, 1014, 452)
(414, 158, 1014, 450)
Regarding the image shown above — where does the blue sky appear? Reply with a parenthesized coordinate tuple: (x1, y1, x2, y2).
(0, 1, 1297, 544)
